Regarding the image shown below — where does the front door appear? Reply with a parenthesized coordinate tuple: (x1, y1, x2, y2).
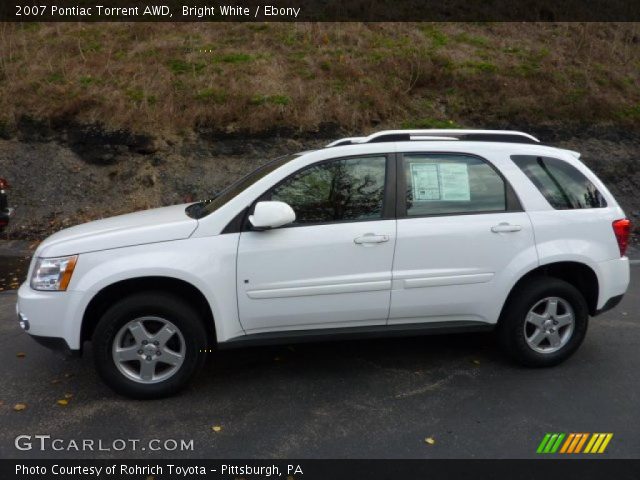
(237, 155, 397, 334)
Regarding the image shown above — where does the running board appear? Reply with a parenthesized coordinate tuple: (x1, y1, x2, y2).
(218, 321, 494, 349)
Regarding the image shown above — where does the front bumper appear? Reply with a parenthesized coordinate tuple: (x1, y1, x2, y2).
(30, 334, 77, 355)
(16, 282, 84, 352)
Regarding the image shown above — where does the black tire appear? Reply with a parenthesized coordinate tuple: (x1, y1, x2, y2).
(497, 276, 589, 367)
(92, 292, 208, 399)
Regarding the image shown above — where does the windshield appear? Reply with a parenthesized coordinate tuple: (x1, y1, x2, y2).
(186, 154, 299, 219)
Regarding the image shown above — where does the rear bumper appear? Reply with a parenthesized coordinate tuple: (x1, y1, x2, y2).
(596, 256, 630, 311)
(594, 294, 624, 316)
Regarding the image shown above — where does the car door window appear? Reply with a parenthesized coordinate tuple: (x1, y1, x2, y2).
(267, 156, 387, 225)
(402, 154, 507, 216)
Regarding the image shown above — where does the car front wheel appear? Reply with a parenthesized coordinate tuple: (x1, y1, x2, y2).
(92, 292, 208, 399)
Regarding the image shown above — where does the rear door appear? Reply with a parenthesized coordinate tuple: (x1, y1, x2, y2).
(389, 152, 537, 325)
(236, 154, 397, 334)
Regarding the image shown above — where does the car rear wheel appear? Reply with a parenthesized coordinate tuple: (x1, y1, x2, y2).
(498, 276, 589, 367)
(92, 292, 207, 399)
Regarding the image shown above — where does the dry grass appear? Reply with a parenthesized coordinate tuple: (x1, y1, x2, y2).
(0, 22, 639, 137)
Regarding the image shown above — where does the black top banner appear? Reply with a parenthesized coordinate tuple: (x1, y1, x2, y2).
(2, 0, 640, 21)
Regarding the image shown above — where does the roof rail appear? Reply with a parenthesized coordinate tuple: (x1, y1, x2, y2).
(325, 137, 366, 147)
(326, 129, 540, 147)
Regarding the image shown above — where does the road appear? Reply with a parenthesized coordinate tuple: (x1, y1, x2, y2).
(0, 267, 638, 459)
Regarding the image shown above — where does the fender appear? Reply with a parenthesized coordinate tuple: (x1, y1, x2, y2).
(69, 235, 244, 347)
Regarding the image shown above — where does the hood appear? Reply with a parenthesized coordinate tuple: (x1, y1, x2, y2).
(36, 204, 198, 258)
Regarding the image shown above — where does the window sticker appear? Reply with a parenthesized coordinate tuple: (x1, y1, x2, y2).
(439, 163, 470, 201)
(410, 163, 441, 200)
(409, 162, 471, 202)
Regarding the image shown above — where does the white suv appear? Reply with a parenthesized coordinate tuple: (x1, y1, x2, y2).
(17, 130, 631, 398)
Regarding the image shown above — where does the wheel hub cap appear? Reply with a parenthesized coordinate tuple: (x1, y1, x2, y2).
(112, 316, 186, 384)
(523, 296, 575, 354)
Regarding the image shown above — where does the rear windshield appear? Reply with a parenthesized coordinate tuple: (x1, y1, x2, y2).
(511, 155, 606, 209)
(186, 154, 298, 219)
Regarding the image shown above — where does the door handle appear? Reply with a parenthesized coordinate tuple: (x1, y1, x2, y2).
(354, 233, 389, 245)
(491, 223, 522, 233)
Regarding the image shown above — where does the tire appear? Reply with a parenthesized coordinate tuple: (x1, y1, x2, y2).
(92, 292, 208, 399)
(497, 276, 589, 367)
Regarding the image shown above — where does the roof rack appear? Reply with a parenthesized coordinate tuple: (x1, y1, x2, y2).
(325, 137, 367, 147)
(325, 129, 540, 147)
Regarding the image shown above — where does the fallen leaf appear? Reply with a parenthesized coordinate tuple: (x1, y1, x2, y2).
(56, 399, 69, 406)
(16, 352, 26, 358)
(13, 403, 27, 411)
(472, 359, 481, 365)
(211, 425, 222, 432)
(51, 379, 61, 385)
(425, 437, 436, 445)
(64, 393, 73, 399)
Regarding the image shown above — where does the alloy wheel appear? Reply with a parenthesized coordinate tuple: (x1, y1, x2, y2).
(112, 316, 186, 384)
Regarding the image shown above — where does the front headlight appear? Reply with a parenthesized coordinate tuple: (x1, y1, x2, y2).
(30, 255, 78, 291)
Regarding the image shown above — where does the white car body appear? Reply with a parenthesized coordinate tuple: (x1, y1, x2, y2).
(17, 132, 630, 356)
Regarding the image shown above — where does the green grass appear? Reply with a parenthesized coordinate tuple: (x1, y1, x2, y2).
(212, 52, 255, 64)
(250, 94, 291, 106)
(419, 25, 449, 48)
(167, 59, 206, 75)
(401, 118, 463, 129)
(46, 72, 65, 84)
(455, 32, 489, 47)
(460, 60, 498, 73)
(618, 103, 640, 119)
(195, 88, 228, 103)
(2, 22, 639, 135)
(126, 88, 156, 106)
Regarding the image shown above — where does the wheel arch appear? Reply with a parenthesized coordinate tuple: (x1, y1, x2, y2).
(499, 261, 599, 321)
(81, 276, 216, 346)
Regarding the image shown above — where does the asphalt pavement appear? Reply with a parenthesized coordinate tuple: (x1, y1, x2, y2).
(0, 267, 638, 459)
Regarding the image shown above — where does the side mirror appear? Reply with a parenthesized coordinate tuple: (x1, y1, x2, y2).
(249, 201, 296, 230)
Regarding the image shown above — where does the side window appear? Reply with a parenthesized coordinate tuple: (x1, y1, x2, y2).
(268, 156, 387, 225)
(403, 154, 506, 216)
(511, 155, 606, 209)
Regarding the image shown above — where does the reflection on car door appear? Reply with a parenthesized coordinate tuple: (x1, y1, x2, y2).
(237, 155, 397, 334)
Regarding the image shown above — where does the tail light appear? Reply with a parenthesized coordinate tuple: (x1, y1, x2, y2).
(0, 178, 8, 189)
(612, 218, 631, 257)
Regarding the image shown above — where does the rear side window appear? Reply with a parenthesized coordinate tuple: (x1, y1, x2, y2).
(402, 154, 507, 216)
(511, 155, 606, 209)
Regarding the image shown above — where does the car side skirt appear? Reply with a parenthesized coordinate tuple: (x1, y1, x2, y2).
(217, 321, 495, 349)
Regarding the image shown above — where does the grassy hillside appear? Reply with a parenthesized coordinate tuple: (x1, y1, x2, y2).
(1, 22, 639, 137)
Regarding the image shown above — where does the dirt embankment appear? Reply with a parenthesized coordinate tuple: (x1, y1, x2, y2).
(1, 122, 639, 243)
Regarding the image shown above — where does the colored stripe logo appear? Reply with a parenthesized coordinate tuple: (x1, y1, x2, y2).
(537, 433, 613, 454)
